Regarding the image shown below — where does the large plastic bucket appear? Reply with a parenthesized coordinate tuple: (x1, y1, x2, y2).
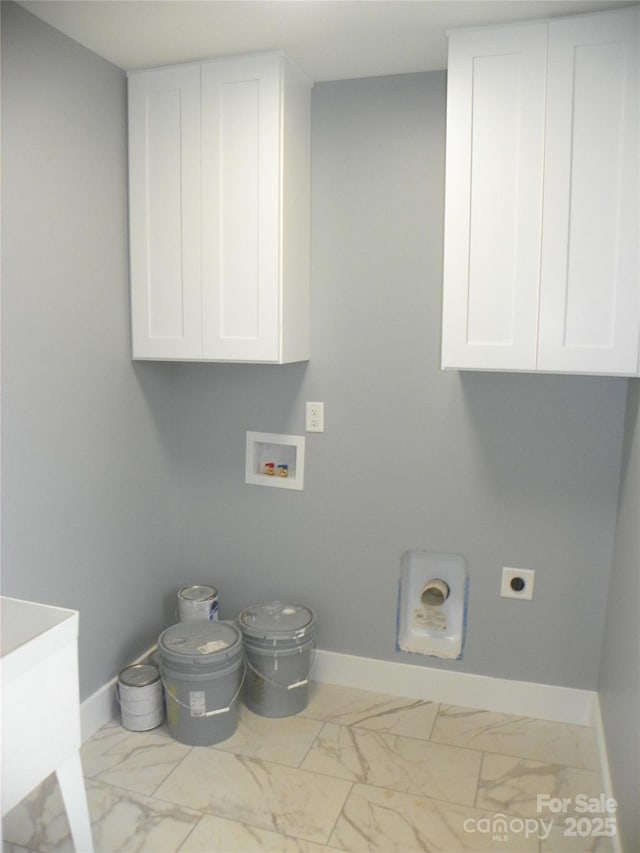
(237, 602, 316, 718)
(158, 621, 243, 745)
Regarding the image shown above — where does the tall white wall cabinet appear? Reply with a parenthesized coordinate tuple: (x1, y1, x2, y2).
(441, 8, 639, 376)
(128, 52, 311, 363)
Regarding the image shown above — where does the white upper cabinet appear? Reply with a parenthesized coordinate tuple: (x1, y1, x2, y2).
(128, 65, 202, 360)
(538, 11, 639, 374)
(441, 8, 639, 376)
(128, 53, 311, 363)
(441, 23, 547, 372)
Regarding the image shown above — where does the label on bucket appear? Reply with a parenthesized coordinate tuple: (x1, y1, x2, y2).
(189, 690, 206, 716)
(197, 640, 229, 655)
(160, 621, 241, 661)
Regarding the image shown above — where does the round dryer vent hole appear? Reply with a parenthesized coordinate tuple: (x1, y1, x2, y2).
(420, 579, 450, 607)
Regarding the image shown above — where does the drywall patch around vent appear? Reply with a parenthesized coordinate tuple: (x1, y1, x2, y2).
(397, 550, 468, 659)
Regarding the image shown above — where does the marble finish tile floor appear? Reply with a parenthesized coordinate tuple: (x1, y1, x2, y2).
(2, 682, 615, 853)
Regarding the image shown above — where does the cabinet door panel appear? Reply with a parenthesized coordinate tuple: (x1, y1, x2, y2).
(128, 66, 201, 359)
(201, 56, 281, 361)
(441, 24, 547, 370)
(538, 9, 639, 374)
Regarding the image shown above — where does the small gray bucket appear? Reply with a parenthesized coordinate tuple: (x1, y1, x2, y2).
(117, 663, 164, 732)
(158, 621, 244, 745)
(237, 602, 316, 718)
(177, 585, 219, 622)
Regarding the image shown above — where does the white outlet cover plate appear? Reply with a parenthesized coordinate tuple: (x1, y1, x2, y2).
(501, 567, 535, 600)
(306, 402, 324, 432)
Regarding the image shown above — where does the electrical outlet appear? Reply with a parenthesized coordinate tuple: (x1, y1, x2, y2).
(500, 567, 535, 600)
(305, 402, 324, 432)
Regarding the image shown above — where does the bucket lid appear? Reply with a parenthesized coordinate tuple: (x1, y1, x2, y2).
(119, 663, 160, 687)
(158, 621, 241, 665)
(178, 584, 217, 601)
(238, 601, 316, 640)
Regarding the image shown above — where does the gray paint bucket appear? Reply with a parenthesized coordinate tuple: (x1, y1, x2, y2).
(158, 621, 243, 745)
(237, 602, 316, 718)
(117, 663, 164, 732)
(177, 585, 219, 622)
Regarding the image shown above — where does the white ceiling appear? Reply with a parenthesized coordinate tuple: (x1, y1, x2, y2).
(17, 0, 633, 81)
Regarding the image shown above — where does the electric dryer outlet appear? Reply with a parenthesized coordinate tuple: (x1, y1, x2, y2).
(500, 567, 535, 600)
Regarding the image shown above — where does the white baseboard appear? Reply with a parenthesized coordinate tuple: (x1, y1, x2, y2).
(310, 650, 596, 725)
(82, 646, 597, 738)
(80, 677, 119, 743)
(589, 694, 622, 853)
(81, 647, 597, 740)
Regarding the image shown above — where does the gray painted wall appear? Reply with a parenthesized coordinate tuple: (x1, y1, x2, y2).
(170, 74, 628, 689)
(1, 2, 181, 697)
(0, 1, 630, 713)
(598, 381, 640, 850)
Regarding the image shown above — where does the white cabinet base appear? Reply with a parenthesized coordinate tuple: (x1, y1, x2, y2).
(56, 753, 94, 853)
(1, 597, 94, 852)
